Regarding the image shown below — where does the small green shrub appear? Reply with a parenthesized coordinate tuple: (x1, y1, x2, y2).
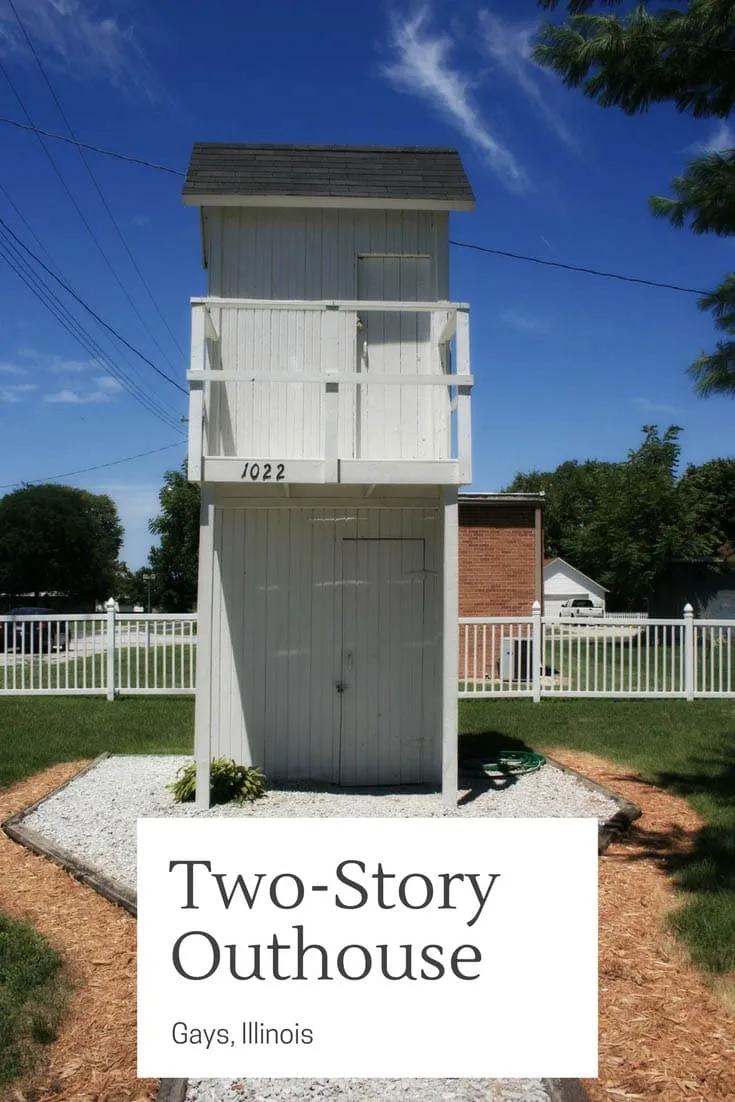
(169, 758, 267, 805)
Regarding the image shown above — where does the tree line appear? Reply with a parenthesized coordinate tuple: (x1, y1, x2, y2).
(508, 426, 735, 608)
(1, 431, 733, 612)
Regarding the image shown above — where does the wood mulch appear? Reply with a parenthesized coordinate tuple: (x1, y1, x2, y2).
(546, 748, 734, 1102)
(0, 754, 733, 1102)
(0, 762, 157, 1102)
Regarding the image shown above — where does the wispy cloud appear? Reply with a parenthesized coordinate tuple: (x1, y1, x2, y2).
(48, 356, 98, 374)
(631, 397, 680, 416)
(93, 376, 123, 393)
(0, 0, 158, 98)
(45, 386, 115, 404)
(500, 309, 550, 334)
(477, 10, 577, 151)
(382, 7, 527, 190)
(697, 122, 734, 155)
(1, 383, 36, 402)
(0, 362, 27, 375)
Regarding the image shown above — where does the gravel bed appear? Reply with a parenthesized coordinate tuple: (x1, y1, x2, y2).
(22, 754, 619, 895)
(185, 1078, 552, 1101)
(22, 755, 613, 1102)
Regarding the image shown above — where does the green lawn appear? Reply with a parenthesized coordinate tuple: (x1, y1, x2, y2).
(0, 645, 195, 693)
(0, 696, 732, 977)
(0, 696, 194, 789)
(460, 698, 735, 975)
(0, 912, 69, 1085)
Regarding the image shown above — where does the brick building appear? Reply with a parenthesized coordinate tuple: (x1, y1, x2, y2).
(459, 492, 544, 617)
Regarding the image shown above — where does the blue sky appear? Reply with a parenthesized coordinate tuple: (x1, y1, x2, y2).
(0, 0, 732, 571)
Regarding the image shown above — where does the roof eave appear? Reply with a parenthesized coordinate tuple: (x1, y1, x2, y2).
(182, 193, 475, 212)
(459, 492, 546, 506)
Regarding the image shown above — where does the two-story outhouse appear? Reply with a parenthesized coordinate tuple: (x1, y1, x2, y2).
(183, 144, 475, 806)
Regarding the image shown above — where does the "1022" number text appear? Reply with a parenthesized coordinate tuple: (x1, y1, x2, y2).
(241, 462, 285, 482)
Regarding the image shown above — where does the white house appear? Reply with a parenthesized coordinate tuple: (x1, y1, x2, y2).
(183, 143, 475, 806)
(543, 557, 608, 616)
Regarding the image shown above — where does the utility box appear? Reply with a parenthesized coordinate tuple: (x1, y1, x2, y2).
(500, 638, 532, 682)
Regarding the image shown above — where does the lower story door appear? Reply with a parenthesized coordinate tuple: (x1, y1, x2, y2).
(339, 538, 427, 785)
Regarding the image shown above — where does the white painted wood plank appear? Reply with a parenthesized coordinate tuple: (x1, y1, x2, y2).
(194, 486, 216, 807)
(192, 296, 468, 311)
(442, 489, 459, 806)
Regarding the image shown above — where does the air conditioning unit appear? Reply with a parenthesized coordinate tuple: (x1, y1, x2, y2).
(499, 638, 532, 681)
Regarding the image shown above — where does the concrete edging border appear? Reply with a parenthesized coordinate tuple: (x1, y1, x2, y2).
(2, 754, 634, 1102)
(542, 755, 642, 854)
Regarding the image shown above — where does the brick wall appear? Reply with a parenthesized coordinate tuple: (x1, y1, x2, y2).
(459, 504, 539, 617)
(458, 503, 541, 682)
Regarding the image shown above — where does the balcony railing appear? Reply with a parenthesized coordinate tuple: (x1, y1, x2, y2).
(187, 297, 472, 486)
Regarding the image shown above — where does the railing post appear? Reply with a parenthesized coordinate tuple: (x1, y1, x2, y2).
(455, 308, 472, 484)
(684, 602, 694, 701)
(105, 598, 117, 701)
(188, 302, 205, 481)
(532, 600, 542, 703)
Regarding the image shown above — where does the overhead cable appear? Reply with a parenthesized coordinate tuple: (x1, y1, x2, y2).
(0, 55, 183, 374)
(7, 0, 186, 361)
(0, 226, 183, 430)
(0, 441, 186, 489)
(449, 240, 708, 296)
(0, 215, 187, 394)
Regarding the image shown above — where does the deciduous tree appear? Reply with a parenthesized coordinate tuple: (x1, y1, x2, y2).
(147, 464, 200, 612)
(0, 484, 122, 604)
(535, 1, 735, 397)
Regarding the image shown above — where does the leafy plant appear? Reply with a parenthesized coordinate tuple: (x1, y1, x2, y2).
(168, 757, 267, 805)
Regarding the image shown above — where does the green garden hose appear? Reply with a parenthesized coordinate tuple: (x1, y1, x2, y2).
(462, 751, 546, 777)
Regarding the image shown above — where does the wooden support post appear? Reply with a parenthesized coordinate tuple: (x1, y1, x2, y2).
(442, 488, 459, 807)
(194, 485, 216, 808)
(455, 309, 472, 484)
(188, 303, 205, 482)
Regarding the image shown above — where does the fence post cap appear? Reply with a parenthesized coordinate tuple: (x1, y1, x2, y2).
(683, 602, 694, 615)
(531, 600, 541, 613)
(105, 597, 117, 611)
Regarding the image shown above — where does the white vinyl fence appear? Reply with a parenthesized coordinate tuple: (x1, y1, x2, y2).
(0, 603, 196, 697)
(460, 602, 735, 700)
(2, 602, 733, 700)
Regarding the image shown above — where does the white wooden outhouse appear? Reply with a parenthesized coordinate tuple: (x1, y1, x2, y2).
(183, 144, 475, 805)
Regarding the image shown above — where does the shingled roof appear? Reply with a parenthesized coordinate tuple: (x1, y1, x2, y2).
(182, 144, 475, 209)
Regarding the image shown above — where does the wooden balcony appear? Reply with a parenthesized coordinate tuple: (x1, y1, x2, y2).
(187, 297, 472, 487)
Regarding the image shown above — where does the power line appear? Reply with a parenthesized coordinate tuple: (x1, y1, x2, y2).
(0, 115, 185, 175)
(449, 240, 709, 296)
(0, 225, 184, 430)
(0, 110, 715, 299)
(0, 215, 187, 394)
(0, 55, 182, 375)
(6, 0, 186, 361)
(0, 441, 186, 490)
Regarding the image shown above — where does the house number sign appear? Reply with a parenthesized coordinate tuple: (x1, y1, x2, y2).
(241, 462, 286, 481)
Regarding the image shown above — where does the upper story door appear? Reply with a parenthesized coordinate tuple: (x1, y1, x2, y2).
(357, 255, 441, 462)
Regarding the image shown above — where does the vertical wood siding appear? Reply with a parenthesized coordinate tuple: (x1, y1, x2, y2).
(200, 502, 442, 784)
(201, 208, 450, 463)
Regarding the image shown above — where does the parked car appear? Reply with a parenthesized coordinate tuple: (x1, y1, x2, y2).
(559, 598, 604, 619)
(0, 608, 68, 653)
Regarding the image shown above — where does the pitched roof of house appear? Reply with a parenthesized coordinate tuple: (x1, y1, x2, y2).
(543, 557, 609, 593)
(182, 144, 475, 209)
